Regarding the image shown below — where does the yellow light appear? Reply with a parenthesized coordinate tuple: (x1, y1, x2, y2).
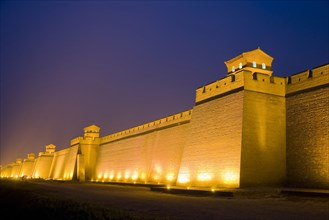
(116, 173, 122, 180)
(104, 173, 108, 179)
(177, 174, 190, 183)
(98, 173, 103, 179)
(154, 164, 162, 173)
(91, 179, 94, 182)
(131, 173, 138, 180)
(223, 171, 239, 185)
(141, 173, 146, 180)
(211, 188, 216, 192)
(109, 174, 114, 180)
(166, 173, 175, 182)
(153, 175, 159, 180)
(197, 173, 212, 181)
(167, 185, 171, 190)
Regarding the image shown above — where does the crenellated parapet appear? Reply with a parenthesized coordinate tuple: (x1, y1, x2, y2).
(195, 72, 244, 104)
(100, 109, 192, 145)
(196, 69, 286, 105)
(70, 137, 84, 146)
(286, 64, 329, 96)
(244, 72, 286, 96)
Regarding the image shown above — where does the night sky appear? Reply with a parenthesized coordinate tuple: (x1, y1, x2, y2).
(1, 1, 328, 165)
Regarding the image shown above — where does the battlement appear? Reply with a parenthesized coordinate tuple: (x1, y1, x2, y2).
(195, 71, 244, 104)
(100, 109, 192, 145)
(15, 158, 22, 164)
(286, 64, 329, 95)
(244, 71, 286, 96)
(84, 124, 100, 139)
(27, 153, 35, 160)
(71, 137, 84, 146)
(196, 70, 286, 104)
(38, 144, 56, 156)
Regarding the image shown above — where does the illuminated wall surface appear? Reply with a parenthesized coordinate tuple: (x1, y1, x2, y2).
(1, 49, 328, 189)
(20, 160, 35, 178)
(178, 92, 243, 188)
(286, 65, 329, 188)
(49, 145, 79, 180)
(32, 155, 54, 179)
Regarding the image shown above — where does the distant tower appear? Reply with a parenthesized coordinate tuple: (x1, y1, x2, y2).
(45, 144, 56, 154)
(224, 47, 273, 76)
(84, 125, 100, 139)
(27, 153, 35, 160)
(71, 125, 101, 181)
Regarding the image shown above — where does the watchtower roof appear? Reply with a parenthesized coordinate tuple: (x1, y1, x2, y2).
(225, 47, 273, 64)
(224, 47, 274, 76)
(84, 124, 100, 133)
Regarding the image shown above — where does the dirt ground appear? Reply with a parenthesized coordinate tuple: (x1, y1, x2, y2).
(2, 180, 329, 220)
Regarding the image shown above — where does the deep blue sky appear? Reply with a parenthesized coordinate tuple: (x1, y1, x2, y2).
(1, 1, 328, 165)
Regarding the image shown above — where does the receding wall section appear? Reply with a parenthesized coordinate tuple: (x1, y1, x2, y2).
(10, 159, 22, 178)
(49, 145, 79, 180)
(95, 110, 191, 183)
(32, 144, 56, 179)
(286, 64, 329, 188)
(178, 91, 244, 188)
(32, 155, 54, 179)
(20, 153, 35, 178)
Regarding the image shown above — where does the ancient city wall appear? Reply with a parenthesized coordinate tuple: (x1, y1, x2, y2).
(94, 110, 191, 183)
(286, 64, 329, 188)
(32, 154, 54, 179)
(178, 87, 244, 188)
(1, 50, 327, 190)
(48, 145, 79, 180)
(10, 159, 22, 178)
(1, 164, 14, 178)
(20, 158, 35, 178)
(240, 72, 286, 187)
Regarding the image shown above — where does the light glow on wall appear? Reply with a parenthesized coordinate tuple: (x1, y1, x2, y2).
(116, 173, 122, 180)
(104, 172, 108, 179)
(223, 171, 239, 185)
(177, 173, 190, 183)
(124, 172, 130, 180)
(197, 172, 212, 181)
(131, 172, 138, 180)
(166, 173, 175, 182)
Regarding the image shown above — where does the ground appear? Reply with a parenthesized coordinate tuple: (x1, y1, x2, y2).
(0, 179, 328, 219)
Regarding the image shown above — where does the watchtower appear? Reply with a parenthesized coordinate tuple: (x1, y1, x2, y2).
(224, 47, 273, 76)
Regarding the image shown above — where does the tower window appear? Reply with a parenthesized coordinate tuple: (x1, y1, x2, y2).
(252, 61, 257, 68)
(262, 63, 266, 69)
(239, 63, 242, 69)
(232, 66, 235, 72)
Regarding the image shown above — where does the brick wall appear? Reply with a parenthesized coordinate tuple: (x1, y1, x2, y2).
(95, 123, 189, 183)
(286, 87, 329, 188)
(178, 91, 244, 188)
(240, 90, 286, 187)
